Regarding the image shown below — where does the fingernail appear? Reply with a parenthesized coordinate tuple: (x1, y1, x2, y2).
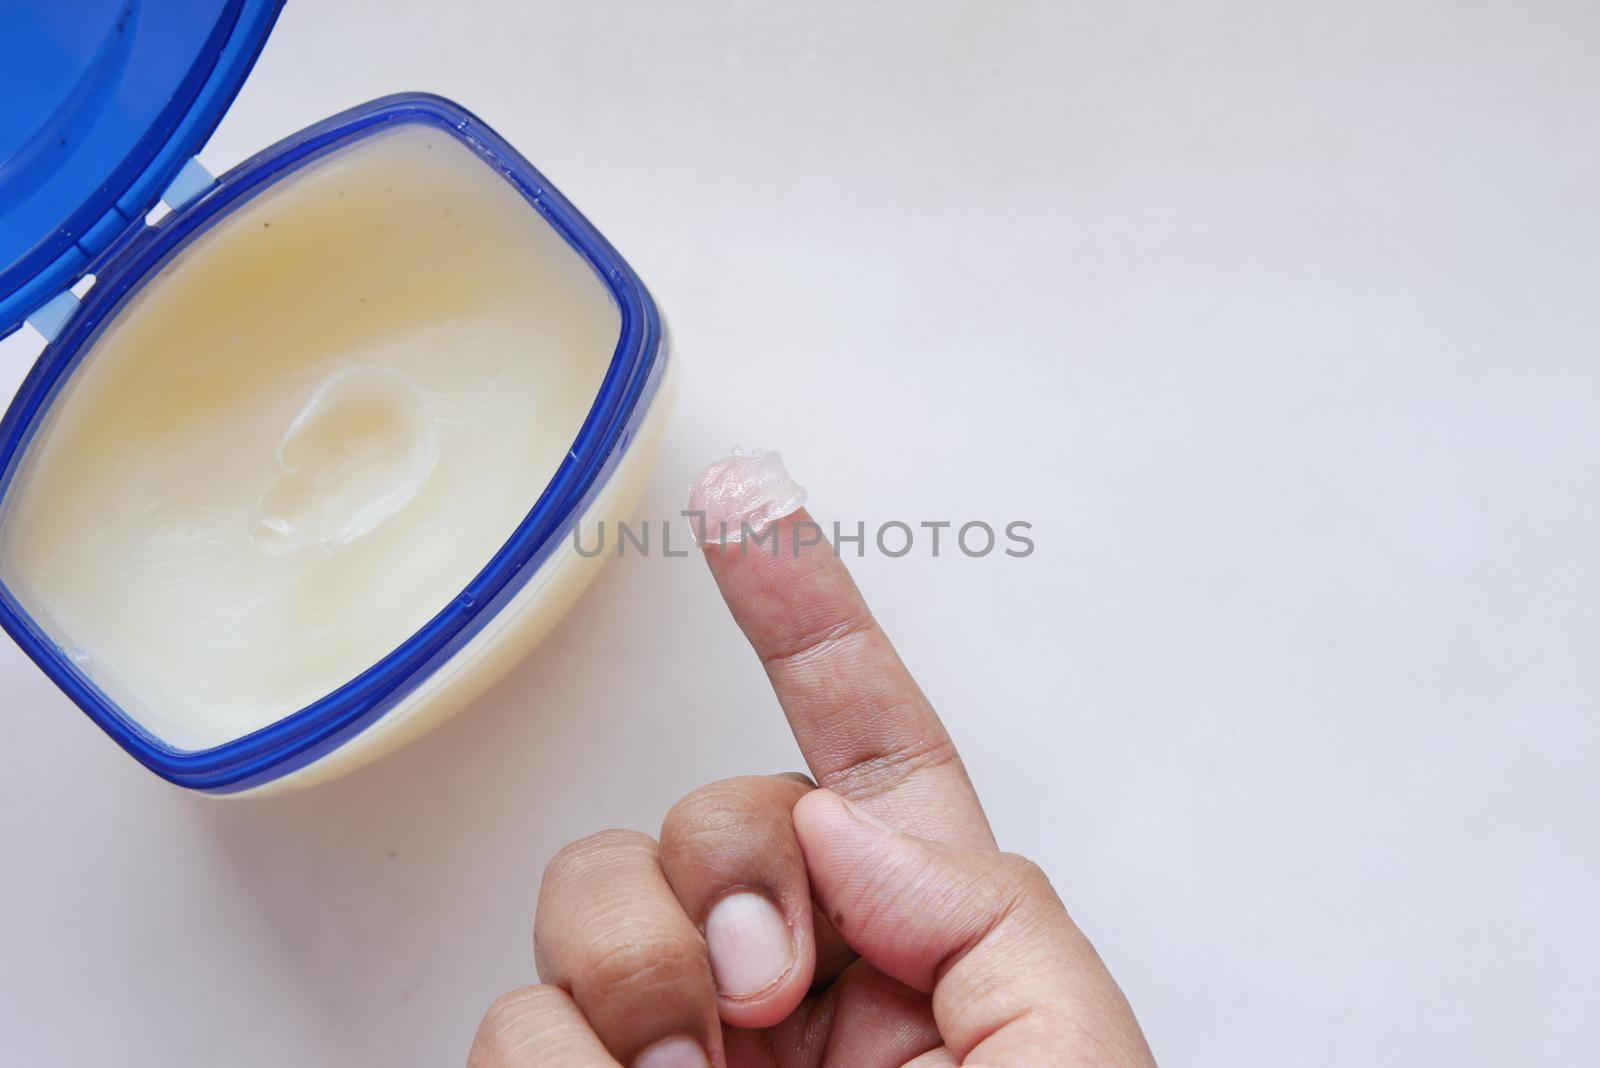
(835, 792, 898, 834)
(633, 1035, 707, 1068)
(704, 891, 795, 997)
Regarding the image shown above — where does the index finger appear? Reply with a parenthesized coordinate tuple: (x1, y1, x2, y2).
(691, 455, 993, 848)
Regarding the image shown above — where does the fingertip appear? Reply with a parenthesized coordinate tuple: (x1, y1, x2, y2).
(792, 789, 943, 991)
(793, 788, 898, 847)
(789, 788, 841, 851)
(687, 448, 807, 553)
(791, 790, 908, 934)
(791, 783, 832, 814)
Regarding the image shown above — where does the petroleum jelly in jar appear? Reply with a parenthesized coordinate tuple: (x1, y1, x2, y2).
(0, 128, 621, 750)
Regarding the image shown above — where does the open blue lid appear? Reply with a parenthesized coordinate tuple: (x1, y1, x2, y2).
(0, 0, 284, 340)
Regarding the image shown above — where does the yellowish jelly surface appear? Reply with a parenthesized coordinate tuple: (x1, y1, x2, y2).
(0, 127, 619, 749)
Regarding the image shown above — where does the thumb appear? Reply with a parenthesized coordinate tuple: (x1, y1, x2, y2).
(792, 790, 1155, 1066)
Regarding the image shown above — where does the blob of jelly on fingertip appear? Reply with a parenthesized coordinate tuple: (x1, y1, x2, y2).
(686, 448, 806, 545)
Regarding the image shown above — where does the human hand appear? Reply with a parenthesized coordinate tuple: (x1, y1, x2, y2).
(470, 500, 1155, 1067)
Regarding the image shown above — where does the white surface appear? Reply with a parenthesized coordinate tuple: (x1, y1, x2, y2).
(1, 2, 1596, 1064)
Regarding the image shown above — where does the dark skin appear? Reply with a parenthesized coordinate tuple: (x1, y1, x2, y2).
(470, 508, 1155, 1067)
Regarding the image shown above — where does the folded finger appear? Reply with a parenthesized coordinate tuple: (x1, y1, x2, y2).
(658, 773, 854, 1028)
(535, 830, 722, 1067)
(469, 985, 621, 1067)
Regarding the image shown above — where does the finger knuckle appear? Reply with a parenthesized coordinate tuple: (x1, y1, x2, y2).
(996, 851, 1052, 890)
(663, 779, 762, 838)
(761, 611, 878, 669)
(470, 986, 560, 1064)
(581, 932, 707, 1002)
(544, 828, 653, 886)
(984, 852, 1065, 919)
(659, 816, 744, 875)
(660, 779, 803, 872)
(828, 727, 962, 799)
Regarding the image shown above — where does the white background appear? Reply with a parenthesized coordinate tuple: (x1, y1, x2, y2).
(2, 2, 1597, 1064)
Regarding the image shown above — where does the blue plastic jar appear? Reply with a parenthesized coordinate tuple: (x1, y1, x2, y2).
(0, 2, 671, 794)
